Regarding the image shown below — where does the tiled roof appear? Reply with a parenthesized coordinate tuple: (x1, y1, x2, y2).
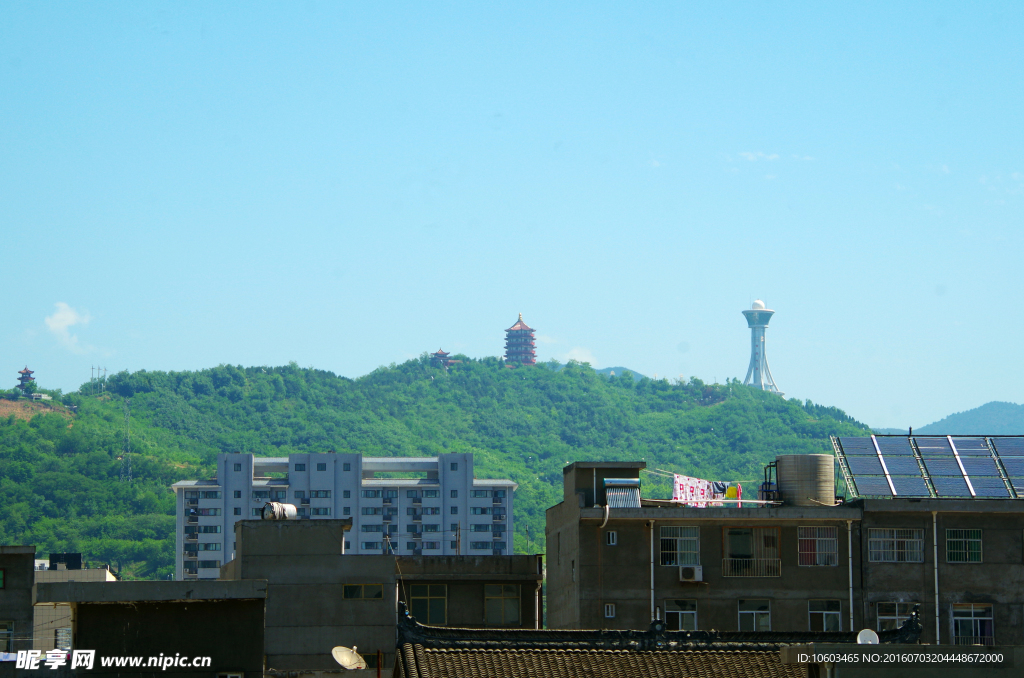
(395, 644, 804, 678)
(506, 313, 534, 332)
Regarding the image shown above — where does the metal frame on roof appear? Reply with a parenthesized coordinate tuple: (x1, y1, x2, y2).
(831, 435, 1022, 500)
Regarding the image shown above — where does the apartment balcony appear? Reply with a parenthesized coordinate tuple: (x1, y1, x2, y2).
(412, 498, 422, 505)
(721, 558, 781, 577)
(183, 552, 198, 560)
(183, 571, 198, 578)
(492, 515, 506, 522)
(186, 516, 198, 525)
(383, 498, 393, 505)
(413, 514, 422, 523)
(186, 499, 198, 506)
(383, 515, 392, 523)
(184, 534, 198, 542)
(300, 498, 310, 506)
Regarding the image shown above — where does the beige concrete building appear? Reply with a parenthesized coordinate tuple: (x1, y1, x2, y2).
(32, 565, 116, 651)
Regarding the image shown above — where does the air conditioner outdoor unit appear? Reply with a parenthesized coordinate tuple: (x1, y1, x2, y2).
(679, 565, 703, 582)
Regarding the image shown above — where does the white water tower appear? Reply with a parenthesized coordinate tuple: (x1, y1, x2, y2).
(741, 300, 782, 395)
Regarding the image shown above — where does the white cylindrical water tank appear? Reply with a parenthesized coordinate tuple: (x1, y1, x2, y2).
(776, 454, 834, 506)
(261, 502, 298, 520)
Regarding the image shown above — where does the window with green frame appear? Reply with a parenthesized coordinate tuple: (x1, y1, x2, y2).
(343, 584, 384, 599)
(484, 584, 520, 626)
(410, 584, 446, 625)
(946, 529, 982, 563)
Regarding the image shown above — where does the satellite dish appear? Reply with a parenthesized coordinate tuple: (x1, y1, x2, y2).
(332, 646, 367, 670)
(856, 629, 880, 645)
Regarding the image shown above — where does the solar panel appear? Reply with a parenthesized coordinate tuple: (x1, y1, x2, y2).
(921, 458, 962, 476)
(969, 477, 1011, 498)
(932, 476, 971, 497)
(875, 438, 915, 455)
(959, 458, 1001, 477)
(915, 437, 952, 454)
(839, 438, 879, 455)
(992, 438, 1024, 455)
(852, 477, 893, 496)
(891, 476, 931, 496)
(950, 438, 992, 456)
(847, 456, 885, 475)
(883, 457, 921, 475)
(999, 458, 1024, 477)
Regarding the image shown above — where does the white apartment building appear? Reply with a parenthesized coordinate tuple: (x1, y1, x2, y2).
(171, 452, 517, 580)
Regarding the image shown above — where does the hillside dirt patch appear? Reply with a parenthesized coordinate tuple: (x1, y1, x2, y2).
(0, 399, 72, 423)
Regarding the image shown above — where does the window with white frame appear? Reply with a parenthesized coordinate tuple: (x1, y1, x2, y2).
(660, 526, 699, 565)
(877, 602, 917, 631)
(808, 600, 841, 632)
(952, 604, 994, 645)
(798, 526, 838, 566)
(868, 528, 924, 563)
(738, 599, 770, 631)
(946, 529, 982, 563)
(665, 600, 696, 631)
(604, 603, 616, 619)
(605, 531, 617, 546)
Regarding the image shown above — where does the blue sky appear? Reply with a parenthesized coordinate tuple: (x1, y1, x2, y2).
(2, 2, 1022, 429)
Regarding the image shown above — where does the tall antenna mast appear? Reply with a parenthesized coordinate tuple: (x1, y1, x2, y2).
(120, 398, 132, 482)
(741, 300, 783, 396)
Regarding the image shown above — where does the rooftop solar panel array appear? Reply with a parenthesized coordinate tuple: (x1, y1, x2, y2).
(833, 435, 1022, 500)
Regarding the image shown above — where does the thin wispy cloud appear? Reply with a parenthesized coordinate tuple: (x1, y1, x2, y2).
(561, 347, 597, 365)
(45, 302, 92, 353)
(739, 152, 780, 161)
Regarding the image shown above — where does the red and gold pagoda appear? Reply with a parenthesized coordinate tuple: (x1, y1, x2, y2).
(504, 314, 536, 366)
(430, 349, 461, 369)
(17, 366, 35, 392)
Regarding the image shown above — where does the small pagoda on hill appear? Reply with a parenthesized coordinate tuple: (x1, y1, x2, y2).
(17, 366, 35, 393)
(429, 349, 461, 370)
(504, 313, 536, 366)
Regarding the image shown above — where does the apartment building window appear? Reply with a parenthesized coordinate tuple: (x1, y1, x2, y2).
(343, 507, 350, 515)
(868, 528, 924, 563)
(295, 464, 306, 471)
(297, 507, 309, 516)
(344, 584, 384, 599)
(809, 600, 841, 632)
(195, 508, 221, 516)
(233, 463, 241, 472)
(294, 491, 305, 499)
(185, 491, 222, 499)
(423, 490, 439, 498)
(606, 531, 618, 546)
(422, 507, 440, 515)
(361, 542, 382, 550)
(471, 507, 492, 515)
(233, 490, 241, 498)
(423, 524, 440, 532)
(252, 508, 262, 516)
(604, 603, 616, 619)
(310, 490, 331, 498)
(494, 489, 506, 498)
(665, 600, 697, 630)
(451, 463, 458, 471)
(362, 490, 381, 498)
(197, 543, 221, 551)
(345, 541, 351, 550)
(0, 622, 12, 652)
(410, 585, 447, 625)
(947, 529, 982, 563)
(450, 541, 459, 549)
(315, 463, 325, 471)
(343, 462, 351, 471)
(252, 490, 270, 499)
(234, 507, 241, 515)
(877, 602, 917, 631)
(493, 541, 506, 550)
(422, 541, 440, 550)
(383, 489, 398, 499)
(470, 541, 492, 550)
(450, 523, 459, 533)
(723, 527, 780, 577)
(271, 490, 286, 500)
(362, 525, 383, 532)
(953, 604, 994, 645)
(197, 560, 221, 569)
(344, 490, 351, 498)
(451, 507, 459, 514)
(407, 490, 419, 498)
(471, 490, 492, 498)
(799, 526, 838, 566)
(485, 585, 520, 625)
(363, 507, 383, 515)
(660, 526, 699, 565)
(311, 508, 331, 516)
(738, 600, 771, 631)
(451, 490, 458, 498)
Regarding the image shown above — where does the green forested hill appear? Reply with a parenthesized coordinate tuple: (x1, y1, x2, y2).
(0, 357, 869, 578)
